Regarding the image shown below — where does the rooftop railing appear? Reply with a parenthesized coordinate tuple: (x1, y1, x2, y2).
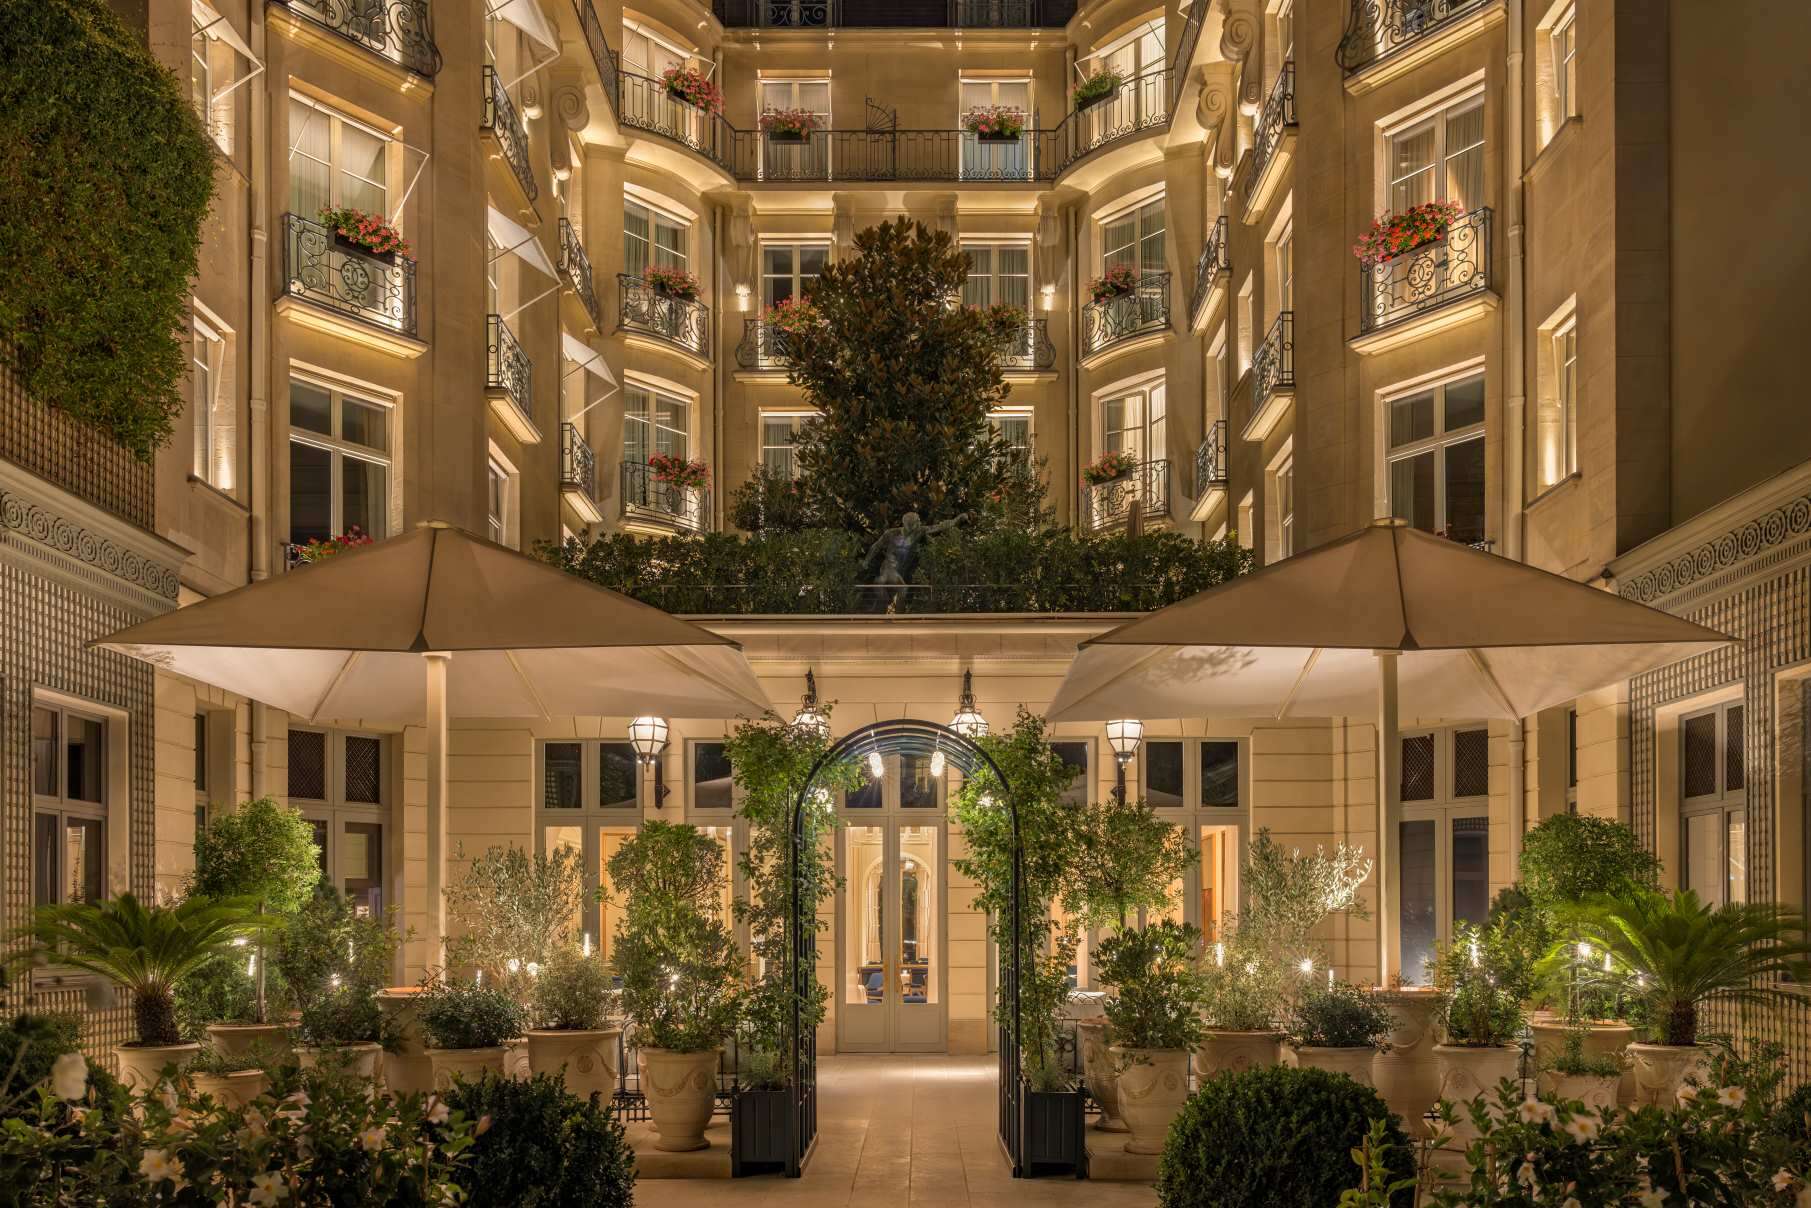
(712, 0, 1074, 27)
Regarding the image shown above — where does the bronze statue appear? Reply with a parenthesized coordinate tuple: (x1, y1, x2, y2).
(863, 511, 966, 608)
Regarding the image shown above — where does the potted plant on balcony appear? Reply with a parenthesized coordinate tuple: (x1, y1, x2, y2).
(1095, 919, 1210, 1155)
(610, 821, 742, 1152)
(417, 977, 527, 1089)
(1087, 264, 1141, 304)
(1430, 922, 1525, 1145)
(526, 947, 620, 1103)
(643, 264, 700, 302)
(1081, 450, 1139, 487)
(319, 206, 410, 264)
(1286, 979, 1394, 1087)
(649, 452, 711, 496)
(1351, 200, 1467, 263)
(963, 104, 1026, 142)
(661, 65, 723, 115)
(295, 525, 375, 564)
(1072, 68, 1124, 113)
(760, 107, 820, 143)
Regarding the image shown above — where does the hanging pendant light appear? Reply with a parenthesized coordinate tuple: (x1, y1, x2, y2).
(791, 669, 830, 740)
(950, 669, 989, 739)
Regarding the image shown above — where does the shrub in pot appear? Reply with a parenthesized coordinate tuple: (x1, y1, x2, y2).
(418, 980, 528, 1090)
(1197, 931, 1282, 1080)
(527, 947, 620, 1102)
(1431, 923, 1526, 1144)
(1095, 920, 1209, 1155)
(444, 1072, 635, 1208)
(186, 1042, 281, 1108)
(1542, 1021, 1623, 1113)
(1517, 814, 1659, 1020)
(274, 886, 404, 1006)
(295, 984, 397, 1080)
(1158, 1065, 1414, 1208)
(1287, 980, 1393, 1087)
(445, 844, 587, 1002)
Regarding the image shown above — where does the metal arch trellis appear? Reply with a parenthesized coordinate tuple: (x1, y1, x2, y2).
(785, 719, 1024, 1177)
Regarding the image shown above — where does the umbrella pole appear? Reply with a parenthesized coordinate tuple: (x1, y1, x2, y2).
(1376, 650, 1401, 988)
(424, 652, 451, 971)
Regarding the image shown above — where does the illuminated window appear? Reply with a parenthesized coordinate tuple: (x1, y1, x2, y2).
(32, 703, 108, 907)
(288, 727, 388, 917)
(624, 197, 689, 278)
(538, 739, 642, 963)
(287, 375, 391, 547)
(1385, 94, 1485, 215)
(1551, 7, 1577, 121)
(1681, 702, 1746, 906)
(1385, 371, 1485, 546)
(1398, 726, 1491, 984)
(192, 312, 235, 492)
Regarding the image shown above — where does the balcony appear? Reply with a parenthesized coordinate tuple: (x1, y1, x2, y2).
(1043, 67, 1173, 182)
(712, 0, 1074, 27)
(615, 70, 739, 177)
(1337, 0, 1505, 92)
(1084, 458, 1170, 532)
(571, 0, 619, 119)
(560, 423, 602, 524)
(558, 218, 600, 327)
(734, 318, 794, 372)
(999, 317, 1056, 375)
(1189, 216, 1231, 330)
(276, 212, 422, 357)
(1244, 63, 1297, 223)
(271, 0, 440, 78)
(482, 65, 536, 203)
(621, 460, 711, 535)
(1352, 207, 1496, 354)
(1245, 311, 1295, 441)
(1081, 271, 1171, 366)
(486, 314, 538, 443)
(618, 274, 712, 366)
(1190, 419, 1229, 520)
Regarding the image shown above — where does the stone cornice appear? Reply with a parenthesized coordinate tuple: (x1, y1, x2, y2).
(0, 463, 184, 615)
(1611, 462, 1811, 610)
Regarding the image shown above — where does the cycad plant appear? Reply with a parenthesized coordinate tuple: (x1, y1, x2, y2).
(11, 894, 263, 1046)
(1557, 889, 1811, 1046)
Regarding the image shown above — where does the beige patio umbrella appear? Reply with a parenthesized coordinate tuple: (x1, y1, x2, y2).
(96, 521, 770, 956)
(1047, 517, 1732, 983)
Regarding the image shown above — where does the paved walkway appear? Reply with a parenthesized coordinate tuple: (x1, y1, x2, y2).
(648, 1055, 1160, 1206)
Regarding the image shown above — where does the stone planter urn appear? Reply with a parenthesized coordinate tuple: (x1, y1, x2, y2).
(1192, 1029, 1280, 1081)
(642, 1048, 720, 1152)
(425, 1045, 507, 1091)
(191, 1069, 268, 1108)
(377, 988, 433, 1094)
(206, 1022, 292, 1062)
(1551, 1071, 1622, 1113)
(115, 1042, 201, 1094)
(1530, 1017, 1633, 1103)
(526, 1027, 621, 1102)
(1433, 1044, 1522, 1145)
(1371, 989, 1440, 1133)
(1075, 1017, 1127, 1132)
(1111, 1046, 1190, 1156)
(1295, 1046, 1377, 1087)
(294, 1042, 384, 1082)
(1627, 1043, 1710, 1107)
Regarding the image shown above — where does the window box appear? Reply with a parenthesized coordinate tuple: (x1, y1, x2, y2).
(731, 1086, 795, 1176)
(766, 129, 810, 143)
(1020, 1085, 1086, 1176)
(977, 130, 1021, 143)
(333, 233, 397, 266)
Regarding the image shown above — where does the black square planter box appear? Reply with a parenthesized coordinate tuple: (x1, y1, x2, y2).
(766, 131, 810, 143)
(977, 132, 1022, 143)
(1020, 1087, 1087, 1177)
(731, 1087, 794, 1176)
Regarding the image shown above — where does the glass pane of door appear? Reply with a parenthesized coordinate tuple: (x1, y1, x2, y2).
(1684, 811, 1722, 903)
(1399, 818, 1438, 984)
(342, 820, 383, 917)
(1199, 824, 1238, 942)
(1450, 816, 1489, 931)
(896, 826, 941, 1044)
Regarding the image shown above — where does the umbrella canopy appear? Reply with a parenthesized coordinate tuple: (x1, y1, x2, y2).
(96, 522, 770, 723)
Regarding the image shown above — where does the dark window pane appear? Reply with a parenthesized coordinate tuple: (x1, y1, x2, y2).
(694, 742, 733, 810)
(343, 821, 383, 917)
(34, 813, 58, 905)
(1443, 374, 1485, 430)
(1566, 709, 1578, 789)
(31, 708, 57, 798)
(1452, 728, 1490, 798)
(1443, 435, 1486, 545)
(900, 754, 937, 808)
(1399, 819, 1438, 985)
(1724, 705, 1745, 793)
(1200, 741, 1240, 806)
(1052, 741, 1090, 807)
(846, 775, 882, 809)
(290, 379, 332, 436)
(194, 713, 209, 792)
(344, 735, 382, 804)
(65, 817, 103, 903)
(1452, 816, 1490, 929)
(544, 742, 582, 808)
(342, 455, 388, 540)
(1401, 734, 1436, 801)
(1145, 740, 1184, 807)
(197, 803, 209, 836)
(1682, 712, 1717, 798)
(340, 396, 388, 452)
(1389, 390, 1435, 448)
(289, 440, 332, 545)
(1391, 450, 1437, 533)
(600, 743, 638, 808)
(288, 729, 328, 800)
(64, 715, 104, 805)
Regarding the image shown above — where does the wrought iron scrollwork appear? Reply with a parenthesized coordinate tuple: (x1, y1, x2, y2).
(275, 0, 441, 77)
(735, 319, 795, 370)
(482, 65, 537, 202)
(560, 423, 597, 500)
(571, 0, 619, 118)
(558, 218, 600, 325)
(486, 314, 534, 428)
(1081, 271, 1171, 358)
(620, 460, 712, 534)
(1084, 459, 1171, 531)
(1250, 63, 1297, 190)
(1194, 419, 1229, 498)
(998, 317, 1056, 371)
(1359, 207, 1492, 334)
(1337, 0, 1494, 74)
(1252, 311, 1295, 405)
(281, 212, 417, 337)
(618, 274, 712, 361)
(1189, 216, 1231, 326)
(1048, 67, 1173, 174)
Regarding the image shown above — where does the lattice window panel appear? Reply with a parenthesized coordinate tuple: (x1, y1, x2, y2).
(344, 734, 382, 804)
(1452, 728, 1490, 799)
(1682, 712, 1719, 798)
(1726, 704, 1746, 792)
(1400, 734, 1435, 801)
(287, 729, 327, 800)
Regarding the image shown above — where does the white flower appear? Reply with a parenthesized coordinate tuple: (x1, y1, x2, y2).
(50, 1051, 88, 1101)
(1773, 1170, 1797, 1192)
(1517, 1098, 1557, 1126)
(1561, 1112, 1600, 1142)
(1516, 1160, 1538, 1188)
(248, 1171, 290, 1205)
(1562, 1198, 1581, 1208)
(1676, 1084, 1699, 1106)
(426, 1098, 450, 1125)
(359, 1125, 388, 1152)
(1715, 1085, 1746, 1108)
(139, 1148, 184, 1184)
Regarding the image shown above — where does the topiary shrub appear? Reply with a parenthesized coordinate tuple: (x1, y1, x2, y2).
(444, 1072, 635, 1207)
(0, 0, 215, 457)
(1158, 1065, 1413, 1208)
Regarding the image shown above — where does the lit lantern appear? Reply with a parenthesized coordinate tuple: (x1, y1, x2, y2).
(628, 716, 670, 765)
(791, 669, 830, 740)
(1105, 718, 1144, 766)
(950, 670, 989, 739)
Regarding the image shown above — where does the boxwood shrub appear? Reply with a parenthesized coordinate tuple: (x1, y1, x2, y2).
(443, 1072, 635, 1207)
(1157, 1065, 1413, 1208)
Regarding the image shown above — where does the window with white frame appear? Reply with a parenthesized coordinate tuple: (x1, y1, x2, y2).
(1083, 24, 1163, 103)
(624, 383, 689, 464)
(1100, 378, 1166, 463)
(190, 6, 238, 153)
(1385, 93, 1485, 216)
(288, 94, 392, 219)
(1236, 274, 1255, 374)
(1551, 6, 1577, 122)
(1537, 313, 1578, 491)
(761, 411, 814, 477)
(688, 741, 738, 928)
(32, 702, 108, 906)
(989, 410, 1032, 462)
(1274, 0, 1294, 77)
(624, 197, 690, 279)
(1269, 448, 1295, 559)
(486, 452, 514, 547)
(1206, 326, 1228, 423)
(1681, 701, 1746, 906)
(288, 376, 391, 546)
(621, 19, 687, 78)
(192, 313, 235, 492)
(1273, 219, 1294, 313)
(1386, 370, 1485, 546)
(1101, 197, 1166, 276)
(759, 78, 830, 124)
(758, 78, 830, 176)
(761, 243, 829, 310)
(288, 727, 388, 917)
(962, 244, 1032, 310)
(1137, 737, 1248, 945)
(1398, 725, 1492, 984)
(959, 78, 1032, 178)
(539, 739, 642, 963)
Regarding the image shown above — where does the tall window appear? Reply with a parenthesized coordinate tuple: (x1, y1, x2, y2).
(761, 243, 829, 309)
(761, 412, 813, 477)
(1386, 95, 1485, 215)
(289, 728, 387, 917)
(962, 244, 1032, 310)
(624, 383, 689, 463)
(959, 78, 1031, 179)
(192, 314, 234, 491)
(539, 739, 641, 963)
(486, 455, 511, 546)
(288, 95, 391, 219)
(288, 376, 391, 546)
(759, 78, 830, 176)
(1101, 379, 1166, 463)
(623, 197, 689, 279)
(1398, 726, 1491, 984)
(1271, 451, 1295, 559)
(1386, 371, 1485, 546)
(32, 703, 107, 906)
(1273, 220, 1294, 313)
(1101, 197, 1166, 276)
(989, 410, 1032, 461)
(1236, 274, 1255, 373)
(195, 712, 212, 835)
(1551, 7, 1578, 121)
(1206, 327, 1228, 423)
(1538, 317, 1579, 490)
(1681, 702, 1746, 906)
(1138, 738, 1247, 946)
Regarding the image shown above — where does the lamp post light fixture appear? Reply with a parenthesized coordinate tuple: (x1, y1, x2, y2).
(792, 669, 830, 740)
(1105, 717, 1143, 802)
(950, 669, 989, 739)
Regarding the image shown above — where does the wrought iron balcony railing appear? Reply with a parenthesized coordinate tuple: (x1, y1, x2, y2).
(486, 314, 533, 427)
(735, 318, 794, 370)
(1084, 458, 1170, 531)
(998, 317, 1056, 371)
(280, 212, 418, 337)
(558, 218, 600, 325)
(712, 0, 1073, 27)
(1359, 206, 1493, 335)
(482, 65, 536, 202)
(560, 423, 597, 500)
(1337, 0, 1497, 74)
(618, 274, 711, 361)
(1081, 271, 1171, 358)
(571, 0, 619, 118)
(1251, 63, 1297, 189)
(1194, 419, 1229, 498)
(1253, 311, 1295, 404)
(621, 460, 711, 534)
(615, 71, 740, 175)
(1042, 66, 1173, 174)
(1189, 216, 1230, 326)
(273, 0, 440, 77)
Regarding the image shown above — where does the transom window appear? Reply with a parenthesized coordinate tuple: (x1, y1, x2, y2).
(288, 727, 387, 917)
(624, 384, 690, 463)
(288, 376, 391, 546)
(1681, 701, 1746, 906)
(1385, 95, 1485, 216)
(624, 197, 689, 278)
(762, 243, 829, 310)
(1386, 371, 1485, 547)
(1398, 725, 1491, 984)
(1101, 379, 1166, 462)
(288, 94, 392, 219)
(32, 703, 108, 907)
(1101, 197, 1166, 275)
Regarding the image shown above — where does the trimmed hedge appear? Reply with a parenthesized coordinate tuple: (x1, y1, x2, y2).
(444, 1073, 635, 1207)
(0, 0, 215, 458)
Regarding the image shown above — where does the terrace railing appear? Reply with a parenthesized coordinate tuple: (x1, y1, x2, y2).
(620, 460, 711, 534)
(1081, 271, 1171, 358)
(1084, 458, 1170, 531)
(482, 65, 537, 201)
(618, 274, 711, 361)
(273, 0, 440, 77)
(1337, 0, 1497, 75)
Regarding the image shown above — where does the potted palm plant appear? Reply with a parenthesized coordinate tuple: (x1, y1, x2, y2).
(1287, 979, 1393, 1086)
(1563, 889, 1811, 1106)
(526, 947, 620, 1102)
(9, 893, 261, 1092)
(1431, 923, 1525, 1145)
(1095, 920, 1210, 1156)
(417, 978, 527, 1089)
(610, 821, 742, 1152)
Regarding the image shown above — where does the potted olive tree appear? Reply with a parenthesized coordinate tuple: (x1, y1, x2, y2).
(526, 947, 620, 1102)
(444, 843, 588, 1001)
(610, 820, 742, 1152)
(1094, 919, 1210, 1156)
(417, 978, 528, 1089)
(1286, 979, 1394, 1086)
(1431, 922, 1525, 1145)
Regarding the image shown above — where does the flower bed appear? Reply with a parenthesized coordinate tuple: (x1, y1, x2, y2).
(649, 453, 711, 492)
(963, 105, 1025, 140)
(1351, 200, 1466, 263)
(760, 107, 821, 139)
(319, 207, 410, 260)
(1087, 264, 1141, 304)
(1081, 450, 1139, 486)
(643, 264, 700, 301)
(661, 65, 723, 115)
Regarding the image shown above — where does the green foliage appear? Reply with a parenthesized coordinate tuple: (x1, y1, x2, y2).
(1061, 795, 1195, 932)
(1519, 814, 1660, 915)
(0, 1014, 116, 1111)
(784, 219, 1015, 535)
(1236, 829, 1373, 972)
(444, 1072, 636, 1208)
(192, 798, 321, 915)
(1770, 1080, 1811, 1165)
(1288, 981, 1394, 1051)
(174, 950, 291, 1035)
(727, 464, 824, 534)
(297, 985, 397, 1050)
(1338, 1117, 1422, 1208)
(1546, 1022, 1621, 1078)
(1199, 930, 1282, 1033)
(1432, 923, 1525, 1047)
(531, 949, 616, 1032)
(444, 844, 587, 998)
(918, 526, 1253, 612)
(417, 981, 527, 1051)
(188, 1043, 283, 1077)
(8, 893, 263, 1046)
(1158, 1065, 1414, 1208)
(608, 822, 741, 1052)
(1095, 921, 1211, 1052)
(273, 887, 402, 1004)
(0, 0, 215, 458)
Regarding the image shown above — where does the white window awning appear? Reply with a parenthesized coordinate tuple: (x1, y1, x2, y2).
(488, 0, 562, 60)
(563, 332, 617, 387)
(487, 206, 558, 280)
(193, 0, 263, 103)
